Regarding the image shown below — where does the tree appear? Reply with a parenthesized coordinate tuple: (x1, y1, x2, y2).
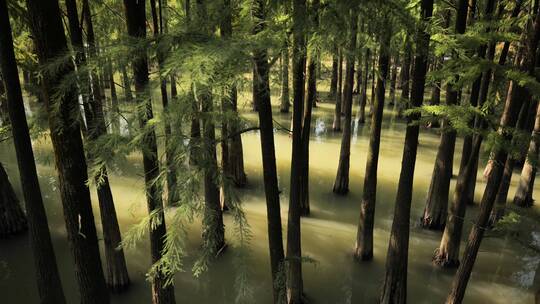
(252, 2, 286, 302)
(445, 3, 540, 302)
(332, 49, 343, 131)
(281, 38, 291, 113)
(355, 19, 391, 261)
(0, 162, 27, 237)
(287, 0, 308, 301)
(358, 48, 370, 124)
(513, 102, 540, 207)
(333, 9, 358, 195)
(329, 45, 338, 98)
(0, 2, 65, 301)
(379, 0, 433, 302)
(123, 0, 176, 302)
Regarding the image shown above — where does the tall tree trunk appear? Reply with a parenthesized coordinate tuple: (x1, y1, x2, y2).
(107, 59, 120, 134)
(514, 102, 540, 207)
(287, 0, 308, 301)
(379, 0, 433, 302)
(252, 2, 286, 302)
(332, 50, 343, 131)
(358, 48, 370, 124)
(123, 1, 176, 302)
(354, 27, 391, 261)
(281, 40, 291, 113)
(81, 0, 131, 291)
(26, 0, 110, 302)
(445, 4, 540, 302)
(333, 12, 357, 195)
(388, 54, 398, 106)
(121, 64, 133, 102)
(398, 42, 411, 118)
(421, 0, 469, 231)
(0, 163, 28, 237)
(0, 3, 66, 301)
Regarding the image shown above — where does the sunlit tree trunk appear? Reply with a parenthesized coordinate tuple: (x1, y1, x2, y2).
(379, 0, 433, 302)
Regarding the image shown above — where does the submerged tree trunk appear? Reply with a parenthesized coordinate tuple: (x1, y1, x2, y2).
(355, 29, 390, 261)
(27, 0, 110, 302)
(252, 2, 286, 301)
(0, 3, 66, 301)
(445, 5, 540, 302)
(123, 1, 176, 302)
(333, 50, 343, 131)
(0, 163, 28, 237)
(333, 12, 357, 195)
(379, 0, 433, 302)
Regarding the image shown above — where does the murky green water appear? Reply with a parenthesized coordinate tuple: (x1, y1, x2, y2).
(0, 91, 538, 303)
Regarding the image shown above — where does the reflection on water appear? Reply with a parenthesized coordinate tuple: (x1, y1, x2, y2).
(0, 100, 538, 303)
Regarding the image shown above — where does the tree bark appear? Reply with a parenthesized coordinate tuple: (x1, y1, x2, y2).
(333, 12, 357, 195)
(358, 48, 370, 124)
(281, 39, 291, 113)
(355, 28, 390, 261)
(123, 1, 176, 302)
(0, 163, 28, 237)
(398, 42, 411, 118)
(379, 0, 433, 302)
(329, 44, 338, 98)
(26, 0, 110, 302)
(388, 54, 398, 106)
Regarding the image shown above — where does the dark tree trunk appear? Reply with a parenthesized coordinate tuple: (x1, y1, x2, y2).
(421, 0, 469, 231)
(369, 53, 376, 117)
(329, 45, 338, 97)
(354, 29, 390, 261)
(332, 50, 343, 131)
(287, 0, 308, 301)
(80, 0, 131, 291)
(281, 40, 291, 113)
(0, 163, 28, 237)
(445, 5, 540, 302)
(252, 2, 286, 302)
(379, 0, 433, 302)
(514, 102, 540, 207)
(228, 87, 247, 187)
(398, 42, 411, 118)
(358, 48, 370, 124)
(0, 3, 66, 300)
(26, 0, 110, 302)
(123, 1, 176, 302)
(121, 64, 133, 102)
(333, 12, 357, 195)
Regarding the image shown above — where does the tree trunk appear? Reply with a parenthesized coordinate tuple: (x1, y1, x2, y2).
(280, 41, 291, 113)
(332, 50, 343, 131)
(445, 5, 540, 302)
(0, 3, 66, 301)
(0, 163, 28, 237)
(397, 42, 411, 119)
(388, 54, 398, 106)
(107, 59, 120, 134)
(421, 0, 469, 231)
(287, 0, 308, 301)
(80, 0, 131, 291)
(333, 12, 357, 195)
(514, 102, 540, 207)
(358, 48, 370, 124)
(123, 1, 176, 302)
(252, 2, 286, 302)
(329, 45, 338, 98)
(355, 29, 390, 261)
(27, 0, 110, 302)
(379, 0, 433, 302)
(121, 64, 133, 102)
